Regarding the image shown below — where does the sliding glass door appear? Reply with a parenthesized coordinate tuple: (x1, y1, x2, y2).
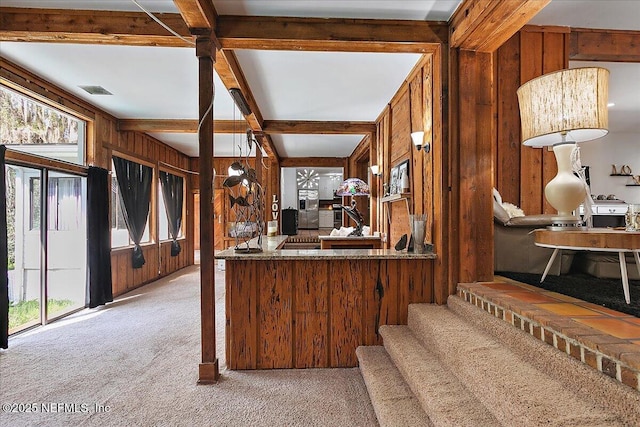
(6, 165, 42, 333)
(5, 166, 87, 334)
(46, 171, 87, 320)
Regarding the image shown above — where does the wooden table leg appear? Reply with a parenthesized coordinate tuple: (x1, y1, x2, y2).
(619, 251, 631, 304)
(540, 248, 560, 283)
(633, 250, 640, 278)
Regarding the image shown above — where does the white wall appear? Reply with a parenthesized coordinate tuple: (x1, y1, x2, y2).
(580, 132, 640, 204)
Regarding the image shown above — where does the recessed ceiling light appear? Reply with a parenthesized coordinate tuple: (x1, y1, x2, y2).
(607, 102, 615, 107)
(79, 85, 113, 95)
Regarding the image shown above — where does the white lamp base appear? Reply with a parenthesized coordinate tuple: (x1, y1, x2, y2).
(545, 142, 586, 230)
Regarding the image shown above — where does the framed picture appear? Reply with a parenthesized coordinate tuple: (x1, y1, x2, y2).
(398, 160, 410, 193)
(390, 165, 400, 194)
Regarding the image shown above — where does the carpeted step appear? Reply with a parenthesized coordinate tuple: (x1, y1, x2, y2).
(446, 294, 640, 427)
(355, 346, 433, 427)
(408, 304, 626, 426)
(379, 325, 498, 426)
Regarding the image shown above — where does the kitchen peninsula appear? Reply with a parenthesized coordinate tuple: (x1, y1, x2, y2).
(215, 236, 436, 369)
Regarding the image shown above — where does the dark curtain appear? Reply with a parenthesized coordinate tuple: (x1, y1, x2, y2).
(87, 166, 113, 308)
(1, 146, 8, 348)
(112, 157, 152, 268)
(159, 171, 184, 256)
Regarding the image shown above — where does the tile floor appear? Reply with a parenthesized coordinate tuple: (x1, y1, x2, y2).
(458, 277, 640, 391)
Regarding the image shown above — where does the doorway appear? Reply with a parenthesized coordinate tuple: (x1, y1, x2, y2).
(5, 165, 87, 334)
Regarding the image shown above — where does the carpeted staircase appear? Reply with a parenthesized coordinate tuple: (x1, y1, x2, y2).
(357, 295, 640, 427)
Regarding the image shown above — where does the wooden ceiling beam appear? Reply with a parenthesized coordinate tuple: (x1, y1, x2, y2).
(173, 0, 217, 34)
(449, 0, 550, 52)
(216, 15, 447, 53)
(262, 121, 376, 135)
(0, 7, 193, 47)
(570, 28, 640, 62)
(117, 119, 248, 133)
(280, 157, 346, 168)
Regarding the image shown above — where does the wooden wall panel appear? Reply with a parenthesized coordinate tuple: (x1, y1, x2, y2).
(496, 33, 522, 204)
(388, 200, 410, 250)
(422, 55, 435, 243)
(329, 260, 363, 368)
(224, 257, 435, 369)
(519, 31, 545, 214)
(410, 70, 425, 217)
(294, 261, 328, 368)
(226, 260, 258, 370)
(390, 87, 411, 165)
(494, 28, 570, 215)
(258, 261, 293, 369)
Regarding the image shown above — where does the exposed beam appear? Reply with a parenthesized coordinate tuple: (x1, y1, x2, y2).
(262, 121, 376, 135)
(570, 28, 640, 62)
(216, 15, 447, 53)
(173, 0, 217, 34)
(0, 7, 193, 47)
(280, 157, 346, 168)
(449, 0, 550, 52)
(117, 119, 248, 133)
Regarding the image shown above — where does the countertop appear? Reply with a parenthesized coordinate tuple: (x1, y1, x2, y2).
(215, 235, 437, 260)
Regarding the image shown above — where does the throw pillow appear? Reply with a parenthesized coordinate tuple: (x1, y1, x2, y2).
(501, 202, 525, 218)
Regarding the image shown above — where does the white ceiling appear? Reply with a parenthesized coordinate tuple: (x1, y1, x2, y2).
(0, 0, 638, 160)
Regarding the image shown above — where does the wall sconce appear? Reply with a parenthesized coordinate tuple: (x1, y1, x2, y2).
(411, 131, 430, 153)
(370, 165, 380, 176)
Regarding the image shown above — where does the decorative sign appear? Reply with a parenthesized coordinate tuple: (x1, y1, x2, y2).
(271, 194, 279, 220)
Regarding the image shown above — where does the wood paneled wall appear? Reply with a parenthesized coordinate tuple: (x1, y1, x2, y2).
(495, 28, 569, 213)
(1, 58, 194, 298)
(371, 56, 437, 250)
(358, 54, 445, 299)
(108, 130, 193, 296)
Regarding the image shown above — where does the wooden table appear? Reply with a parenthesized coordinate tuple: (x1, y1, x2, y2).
(534, 229, 640, 304)
(318, 235, 382, 249)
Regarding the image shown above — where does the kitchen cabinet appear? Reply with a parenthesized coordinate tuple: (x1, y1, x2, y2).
(319, 176, 336, 200)
(319, 209, 334, 228)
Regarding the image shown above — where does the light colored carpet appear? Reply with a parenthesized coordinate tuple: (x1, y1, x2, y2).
(0, 265, 378, 427)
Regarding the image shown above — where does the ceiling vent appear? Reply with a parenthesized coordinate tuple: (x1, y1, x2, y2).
(79, 85, 113, 95)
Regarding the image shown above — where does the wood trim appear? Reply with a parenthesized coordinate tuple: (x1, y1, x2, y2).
(570, 28, 640, 62)
(4, 148, 88, 176)
(216, 15, 447, 53)
(0, 7, 193, 47)
(279, 157, 346, 168)
(262, 120, 376, 135)
(118, 119, 248, 133)
(449, 0, 550, 52)
(1, 58, 97, 120)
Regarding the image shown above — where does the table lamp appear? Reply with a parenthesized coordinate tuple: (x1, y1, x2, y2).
(517, 67, 609, 229)
(335, 177, 370, 236)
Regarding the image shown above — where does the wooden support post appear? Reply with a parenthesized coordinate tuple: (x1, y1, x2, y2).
(196, 35, 219, 384)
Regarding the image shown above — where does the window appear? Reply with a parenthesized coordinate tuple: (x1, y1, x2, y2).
(48, 177, 82, 231)
(158, 174, 184, 242)
(0, 85, 85, 165)
(110, 160, 150, 248)
(29, 177, 41, 230)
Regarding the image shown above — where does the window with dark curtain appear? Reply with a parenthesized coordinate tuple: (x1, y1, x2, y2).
(112, 156, 152, 268)
(159, 171, 184, 256)
(87, 166, 113, 308)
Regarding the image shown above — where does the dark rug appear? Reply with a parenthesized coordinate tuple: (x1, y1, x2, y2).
(496, 271, 640, 318)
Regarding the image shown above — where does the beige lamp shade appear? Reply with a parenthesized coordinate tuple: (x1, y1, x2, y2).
(517, 67, 609, 147)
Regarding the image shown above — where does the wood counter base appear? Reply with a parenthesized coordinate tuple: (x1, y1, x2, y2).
(224, 256, 434, 369)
